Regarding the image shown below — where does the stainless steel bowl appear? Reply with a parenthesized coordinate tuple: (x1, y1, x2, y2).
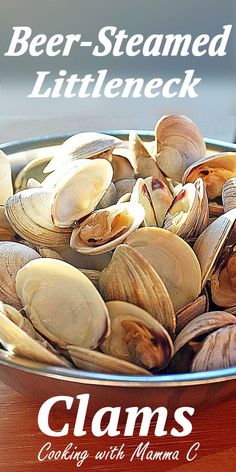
(0, 131, 235, 414)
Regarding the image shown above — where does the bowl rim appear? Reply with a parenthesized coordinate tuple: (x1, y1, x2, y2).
(1, 130, 236, 388)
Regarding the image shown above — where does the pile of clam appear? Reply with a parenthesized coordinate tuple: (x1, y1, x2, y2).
(0, 115, 236, 376)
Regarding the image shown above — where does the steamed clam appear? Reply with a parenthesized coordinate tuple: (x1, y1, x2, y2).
(211, 244, 236, 307)
(70, 202, 145, 255)
(101, 301, 174, 370)
(16, 258, 110, 349)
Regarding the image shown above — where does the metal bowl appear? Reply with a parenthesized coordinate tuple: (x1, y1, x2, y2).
(0, 131, 235, 414)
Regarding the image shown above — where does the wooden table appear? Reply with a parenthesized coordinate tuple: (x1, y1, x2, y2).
(0, 382, 235, 471)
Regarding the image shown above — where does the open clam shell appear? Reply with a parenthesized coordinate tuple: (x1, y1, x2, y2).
(70, 202, 145, 255)
(67, 346, 151, 375)
(5, 188, 71, 247)
(0, 242, 40, 309)
(129, 132, 165, 180)
(155, 115, 206, 181)
(174, 311, 236, 356)
(125, 227, 201, 313)
(193, 209, 236, 287)
(14, 156, 51, 191)
(16, 258, 110, 349)
(183, 153, 236, 200)
(145, 177, 173, 227)
(191, 324, 236, 372)
(164, 183, 200, 239)
(51, 159, 113, 227)
(101, 301, 174, 370)
(211, 245, 236, 307)
(99, 244, 176, 335)
(131, 178, 157, 226)
(44, 132, 122, 173)
(0, 305, 70, 368)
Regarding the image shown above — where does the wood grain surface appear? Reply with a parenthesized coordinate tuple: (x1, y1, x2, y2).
(0, 382, 235, 471)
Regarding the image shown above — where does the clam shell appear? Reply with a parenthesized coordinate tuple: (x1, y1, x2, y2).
(67, 346, 151, 375)
(0, 241, 40, 309)
(155, 115, 206, 181)
(131, 178, 157, 226)
(99, 244, 176, 335)
(110, 153, 134, 182)
(164, 183, 200, 239)
(101, 301, 174, 370)
(70, 202, 145, 255)
(183, 153, 236, 199)
(174, 311, 236, 356)
(222, 178, 236, 213)
(0, 205, 16, 241)
(129, 132, 165, 180)
(191, 324, 236, 372)
(125, 227, 201, 313)
(0, 307, 70, 368)
(16, 258, 110, 349)
(211, 245, 236, 307)
(115, 178, 136, 201)
(44, 132, 122, 173)
(96, 182, 116, 209)
(145, 177, 173, 227)
(51, 159, 113, 227)
(193, 209, 236, 287)
(0, 150, 13, 204)
(5, 188, 71, 247)
(176, 295, 207, 334)
(56, 246, 112, 271)
(14, 156, 50, 191)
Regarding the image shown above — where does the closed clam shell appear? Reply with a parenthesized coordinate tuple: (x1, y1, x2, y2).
(193, 209, 236, 287)
(0, 150, 13, 204)
(183, 153, 236, 200)
(16, 258, 110, 349)
(101, 301, 174, 370)
(155, 115, 206, 181)
(191, 324, 236, 372)
(5, 188, 71, 247)
(99, 244, 175, 335)
(0, 305, 70, 368)
(44, 132, 122, 173)
(51, 159, 113, 227)
(125, 227, 201, 313)
(0, 242, 40, 309)
(176, 295, 207, 334)
(211, 245, 236, 307)
(70, 202, 145, 255)
(67, 346, 151, 375)
(174, 311, 236, 356)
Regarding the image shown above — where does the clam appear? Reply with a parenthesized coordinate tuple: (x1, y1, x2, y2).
(191, 324, 236, 372)
(183, 153, 236, 200)
(193, 178, 209, 237)
(115, 178, 136, 201)
(145, 177, 173, 227)
(193, 209, 236, 287)
(14, 156, 51, 191)
(129, 132, 165, 180)
(131, 178, 157, 226)
(99, 244, 176, 335)
(211, 245, 236, 307)
(67, 346, 151, 375)
(101, 301, 174, 370)
(110, 151, 135, 182)
(176, 295, 208, 334)
(155, 115, 206, 181)
(125, 227, 201, 313)
(16, 258, 110, 349)
(70, 202, 145, 255)
(0, 150, 13, 205)
(56, 245, 112, 271)
(0, 206, 16, 241)
(96, 182, 116, 209)
(51, 159, 113, 227)
(222, 178, 236, 212)
(5, 188, 71, 247)
(0, 303, 70, 367)
(164, 183, 200, 239)
(44, 132, 122, 173)
(174, 311, 236, 357)
(0, 241, 40, 309)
